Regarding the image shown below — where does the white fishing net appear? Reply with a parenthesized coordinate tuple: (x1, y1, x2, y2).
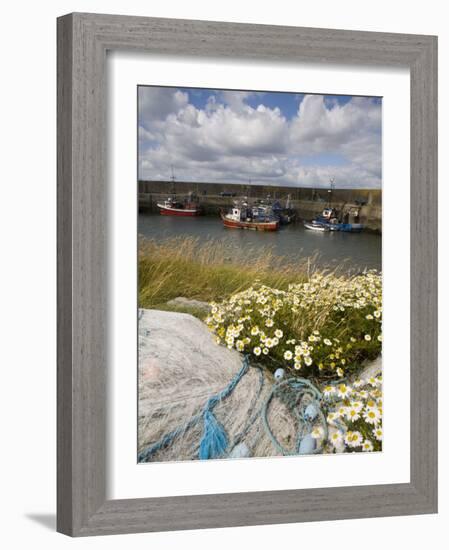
(138, 309, 299, 462)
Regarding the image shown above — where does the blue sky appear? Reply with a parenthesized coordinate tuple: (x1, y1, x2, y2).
(138, 86, 382, 188)
(181, 89, 361, 119)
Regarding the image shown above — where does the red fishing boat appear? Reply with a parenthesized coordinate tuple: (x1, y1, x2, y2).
(221, 204, 279, 231)
(157, 165, 202, 216)
(157, 193, 202, 216)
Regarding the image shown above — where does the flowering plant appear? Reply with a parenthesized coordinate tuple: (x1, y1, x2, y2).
(321, 374, 383, 453)
(206, 270, 382, 379)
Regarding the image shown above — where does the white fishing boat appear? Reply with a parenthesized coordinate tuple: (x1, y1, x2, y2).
(303, 221, 330, 232)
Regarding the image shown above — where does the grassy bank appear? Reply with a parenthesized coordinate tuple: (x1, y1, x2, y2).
(139, 236, 320, 309)
(139, 235, 382, 379)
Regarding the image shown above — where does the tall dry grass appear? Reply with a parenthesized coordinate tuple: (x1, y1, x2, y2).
(138, 236, 327, 308)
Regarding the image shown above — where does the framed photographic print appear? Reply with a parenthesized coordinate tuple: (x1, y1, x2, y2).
(57, 13, 438, 536)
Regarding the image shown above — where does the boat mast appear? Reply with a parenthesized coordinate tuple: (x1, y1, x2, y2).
(170, 164, 176, 196)
(328, 176, 335, 207)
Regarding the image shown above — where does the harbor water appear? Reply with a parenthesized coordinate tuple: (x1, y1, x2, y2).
(138, 213, 382, 272)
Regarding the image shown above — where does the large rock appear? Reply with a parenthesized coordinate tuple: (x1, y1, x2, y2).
(165, 296, 211, 313)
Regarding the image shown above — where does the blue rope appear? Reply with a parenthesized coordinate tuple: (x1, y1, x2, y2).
(138, 356, 328, 462)
(262, 377, 328, 455)
(138, 356, 251, 462)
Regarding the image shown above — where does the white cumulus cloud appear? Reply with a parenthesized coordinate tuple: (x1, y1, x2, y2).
(138, 88, 381, 188)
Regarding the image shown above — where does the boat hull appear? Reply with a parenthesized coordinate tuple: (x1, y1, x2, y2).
(157, 204, 201, 216)
(221, 213, 279, 231)
(338, 223, 364, 232)
(304, 220, 364, 233)
(303, 221, 329, 232)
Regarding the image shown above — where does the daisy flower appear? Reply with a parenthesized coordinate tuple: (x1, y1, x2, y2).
(363, 408, 381, 425)
(250, 326, 259, 336)
(236, 340, 245, 352)
(324, 338, 332, 346)
(344, 431, 363, 448)
(304, 356, 313, 367)
(345, 407, 361, 422)
(337, 383, 350, 398)
(361, 439, 374, 452)
(364, 334, 372, 342)
(311, 426, 324, 439)
(275, 329, 283, 338)
(253, 347, 261, 356)
(283, 350, 293, 360)
(373, 427, 383, 441)
(265, 318, 274, 328)
(322, 385, 335, 398)
(350, 401, 364, 413)
(329, 430, 343, 447)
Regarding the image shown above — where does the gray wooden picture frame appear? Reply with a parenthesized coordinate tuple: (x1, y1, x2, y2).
(57, 12, 438, 537)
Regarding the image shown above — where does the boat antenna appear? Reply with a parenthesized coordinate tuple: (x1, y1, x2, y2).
(170, 164, 176, 195)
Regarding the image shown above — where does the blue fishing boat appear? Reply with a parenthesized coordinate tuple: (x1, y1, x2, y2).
(305, 206, 364, 233)
(253, 195, 296, 225)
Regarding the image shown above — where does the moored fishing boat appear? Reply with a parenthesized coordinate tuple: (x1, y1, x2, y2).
(157, 192, 202, 216)
(305, 206, 365, 233)
(221, 203, 279, 231)
(254, 195, 296, 225)
(303, 220, 330, 232)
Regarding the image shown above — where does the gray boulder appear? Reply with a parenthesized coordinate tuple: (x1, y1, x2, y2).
(165, 296, 211, 313)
